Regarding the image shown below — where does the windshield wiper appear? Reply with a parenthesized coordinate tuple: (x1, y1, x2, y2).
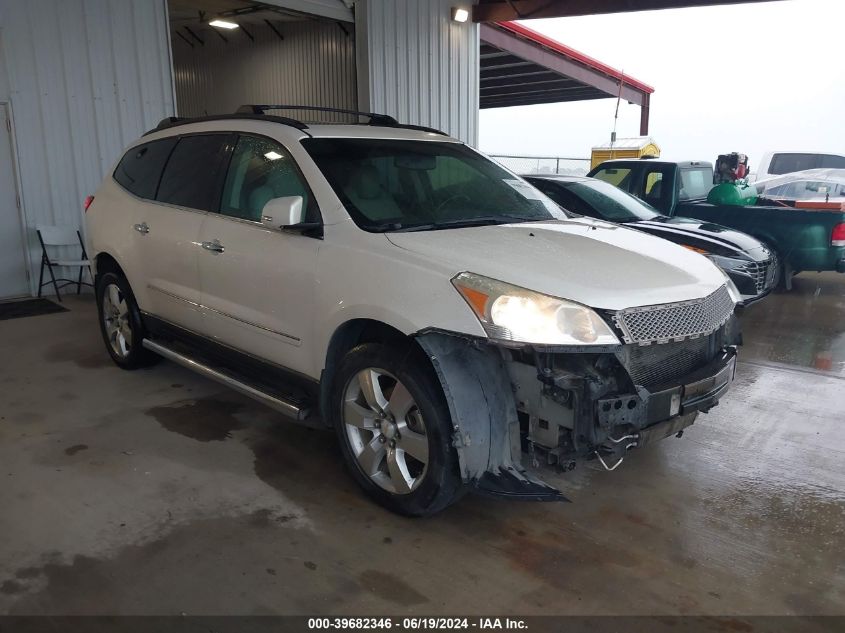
(366, 222, 406, 233)
(391, 215, 543, 232)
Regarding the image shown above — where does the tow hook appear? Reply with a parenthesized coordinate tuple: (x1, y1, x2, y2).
(594, 433, 639, 472)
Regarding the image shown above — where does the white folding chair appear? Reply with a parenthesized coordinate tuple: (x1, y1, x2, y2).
(36, 225, 93, 302)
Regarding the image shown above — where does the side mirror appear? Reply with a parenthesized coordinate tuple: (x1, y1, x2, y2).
(260, 195, 323, 237)
(261, 196, 304, 229)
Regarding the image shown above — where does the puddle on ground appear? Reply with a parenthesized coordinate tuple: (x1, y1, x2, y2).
(145, 397, 246, 442)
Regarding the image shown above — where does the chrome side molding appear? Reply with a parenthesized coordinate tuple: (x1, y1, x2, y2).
(141, 339, 308, 421)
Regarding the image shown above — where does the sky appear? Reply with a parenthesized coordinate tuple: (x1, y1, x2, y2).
(478, 0, 845, 169)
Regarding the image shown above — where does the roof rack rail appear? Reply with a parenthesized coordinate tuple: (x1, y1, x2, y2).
(142, 107, 448, 138)
(236, 104, 448, 136)
(144, 112, 309, 136)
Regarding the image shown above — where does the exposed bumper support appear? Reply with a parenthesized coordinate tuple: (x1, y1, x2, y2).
(416, 331, 568, 501)
(597, 348, 737, 430)
(417, 330, 738, 503)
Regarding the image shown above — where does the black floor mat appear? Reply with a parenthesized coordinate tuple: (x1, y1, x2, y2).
(0, 298, 69, 321)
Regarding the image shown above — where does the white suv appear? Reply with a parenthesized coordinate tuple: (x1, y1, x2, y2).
(85, 106, 741, 516)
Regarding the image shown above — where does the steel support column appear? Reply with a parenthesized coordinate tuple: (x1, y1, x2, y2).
(640, 93, 650, 136)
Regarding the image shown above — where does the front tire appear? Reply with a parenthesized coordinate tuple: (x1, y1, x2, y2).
(331, 342, 464, 517)
(95, 271, 157, 369)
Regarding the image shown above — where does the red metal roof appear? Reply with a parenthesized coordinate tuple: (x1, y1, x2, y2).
(495, 21, 655, 95)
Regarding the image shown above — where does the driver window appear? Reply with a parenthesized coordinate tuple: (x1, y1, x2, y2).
(220, 135, 311, 222)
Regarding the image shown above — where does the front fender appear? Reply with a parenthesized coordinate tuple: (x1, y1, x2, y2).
(415, 331, 567, 501)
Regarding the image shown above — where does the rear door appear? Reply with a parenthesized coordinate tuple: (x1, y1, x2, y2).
(196, 134, 320, 376)
(139, 133, 232, 331)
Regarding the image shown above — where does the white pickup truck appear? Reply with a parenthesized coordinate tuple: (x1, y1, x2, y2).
(84, 106, 742, 516)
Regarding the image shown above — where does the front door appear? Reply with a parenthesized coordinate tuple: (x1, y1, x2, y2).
(0, 105, 29, 299)
(196, 134, 320, 376)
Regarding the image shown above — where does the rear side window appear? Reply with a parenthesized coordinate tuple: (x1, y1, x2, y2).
(679, 168, 713, 200)
(113, 138, 177, 199)
(818, 155, 845, 169)
(157, 134, 232, 211)
(641, 168, 670, 206)
(590, 167, 632, 190)
(769, 153, 824, 175)
(768, 152, 845, 173)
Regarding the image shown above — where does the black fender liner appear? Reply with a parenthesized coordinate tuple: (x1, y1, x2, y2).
(415, 331, 567, 502)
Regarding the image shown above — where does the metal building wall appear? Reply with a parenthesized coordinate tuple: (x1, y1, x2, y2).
(0, 0, 175, 294)
(172, 20, 357, 121)
(356, 0, 480, 145)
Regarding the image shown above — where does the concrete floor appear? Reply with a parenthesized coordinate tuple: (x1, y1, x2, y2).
(1, 274, 843, 616)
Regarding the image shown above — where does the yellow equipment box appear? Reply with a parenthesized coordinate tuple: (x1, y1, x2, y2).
(591, 137, 660, 169)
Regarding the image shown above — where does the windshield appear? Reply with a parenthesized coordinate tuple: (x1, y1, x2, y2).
(560, 179, 661, 222)
(302, 138, 568, 231)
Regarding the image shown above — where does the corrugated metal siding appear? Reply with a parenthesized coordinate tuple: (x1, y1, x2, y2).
(172, 20, 357, 122)
(359, 0, 479, 145)
(0, 0, 175, 294)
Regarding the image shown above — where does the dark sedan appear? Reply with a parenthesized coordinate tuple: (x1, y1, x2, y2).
(525, 175, 778, 303)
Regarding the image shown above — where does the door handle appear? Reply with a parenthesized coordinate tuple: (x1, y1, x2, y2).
(133, 222, 149, 235)
(201, 239, 225, 254)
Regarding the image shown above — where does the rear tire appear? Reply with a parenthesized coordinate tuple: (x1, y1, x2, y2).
(331, 342, 464, 517)
(95, 271, 158, 369)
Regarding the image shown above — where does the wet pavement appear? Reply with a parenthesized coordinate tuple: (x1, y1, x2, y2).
(741, 272, 845, 376)
(0, 273, 843, 615)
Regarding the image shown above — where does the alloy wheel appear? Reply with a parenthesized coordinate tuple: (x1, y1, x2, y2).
(101, 283, 133, 358)
(342, 368, 429, 495)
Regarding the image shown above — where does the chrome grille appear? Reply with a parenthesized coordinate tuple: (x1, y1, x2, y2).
(612, 285, 734, 345)
(737, 258, 775, 293)
(622, 336, 712, 387)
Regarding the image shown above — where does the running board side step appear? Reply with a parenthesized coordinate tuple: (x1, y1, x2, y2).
(142, 339, 309, 421)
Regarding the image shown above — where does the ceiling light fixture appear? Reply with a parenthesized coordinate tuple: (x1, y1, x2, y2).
(451, 7, 469, 23)
(209, 19, 239, 29)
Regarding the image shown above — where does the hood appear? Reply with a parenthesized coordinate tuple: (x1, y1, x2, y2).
(385, 218, 726, 311)
(632, 217, 772, 261)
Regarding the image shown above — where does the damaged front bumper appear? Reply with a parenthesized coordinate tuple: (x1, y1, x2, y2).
(591, 348, 736, 471)
(415, 323, 739, 503)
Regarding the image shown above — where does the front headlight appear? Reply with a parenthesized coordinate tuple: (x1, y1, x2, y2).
(705, 253, 746, 272)
(451, 272, 621, 346)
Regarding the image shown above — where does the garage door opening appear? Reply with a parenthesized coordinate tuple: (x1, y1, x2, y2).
(168, 0, 357, 121)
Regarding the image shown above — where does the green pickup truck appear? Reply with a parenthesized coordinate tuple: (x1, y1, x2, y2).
(587, 158, 845, 288)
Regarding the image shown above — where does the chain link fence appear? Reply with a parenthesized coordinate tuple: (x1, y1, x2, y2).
(489, 154, 591, 177)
